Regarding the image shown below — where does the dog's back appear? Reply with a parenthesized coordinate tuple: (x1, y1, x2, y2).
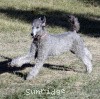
(48, 32, 79, 56)
(47, 14, 81, 56)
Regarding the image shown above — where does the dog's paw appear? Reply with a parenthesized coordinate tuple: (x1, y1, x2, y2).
(26, 69, 39, 80)
(10, 60, 16, 67)
(8, 61, 16, 67)
(87, 68, 92, 73)
(86, 66, 92, 74)
(10, 58, 22, 67)
(26, 74, 34, 80)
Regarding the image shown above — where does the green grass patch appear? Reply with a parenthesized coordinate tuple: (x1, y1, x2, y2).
(0, 0, 100, 99)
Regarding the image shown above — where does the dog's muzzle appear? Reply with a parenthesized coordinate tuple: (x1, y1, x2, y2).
(31, 33, 39, 39)
(31, 33, 35, 38)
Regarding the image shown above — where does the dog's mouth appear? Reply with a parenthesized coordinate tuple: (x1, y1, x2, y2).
(31, 35, 35, 38)
(31, 33, 40, 39)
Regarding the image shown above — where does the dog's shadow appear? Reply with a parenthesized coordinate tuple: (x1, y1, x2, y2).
(0, 55, 79, 79)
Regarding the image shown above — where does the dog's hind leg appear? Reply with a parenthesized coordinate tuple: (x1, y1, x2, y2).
(71, 40, 92, 73)
(81, 55, 92, 73)
(74, 50, 92, 73)
(10, 43, 36, 67)
(84, 47, 92, 60)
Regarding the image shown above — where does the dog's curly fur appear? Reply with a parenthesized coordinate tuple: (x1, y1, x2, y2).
(68, 15, 80, 32)
(10, 15, 92, 80)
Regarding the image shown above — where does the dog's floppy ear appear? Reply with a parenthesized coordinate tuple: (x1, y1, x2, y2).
(42, 16, 46, 26)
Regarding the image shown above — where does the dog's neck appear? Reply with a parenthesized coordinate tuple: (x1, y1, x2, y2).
(39, 29, 48, 39)
(40, 33, 47, 39)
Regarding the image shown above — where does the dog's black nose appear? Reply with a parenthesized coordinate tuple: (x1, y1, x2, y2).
(31, 33, 33, 36)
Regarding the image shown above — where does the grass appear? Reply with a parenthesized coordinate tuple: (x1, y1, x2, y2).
(0, 0, 100, 99)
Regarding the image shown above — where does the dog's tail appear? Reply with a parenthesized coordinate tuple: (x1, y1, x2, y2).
(68, 15, 80, 32)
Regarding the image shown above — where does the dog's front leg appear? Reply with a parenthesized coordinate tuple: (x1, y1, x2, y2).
(10, 43, 36, 67)
(26, 46, 48, 80)
(26, 59, 45, 80)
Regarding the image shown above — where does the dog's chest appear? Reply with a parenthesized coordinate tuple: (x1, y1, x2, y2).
(33, 37, 45, 49)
